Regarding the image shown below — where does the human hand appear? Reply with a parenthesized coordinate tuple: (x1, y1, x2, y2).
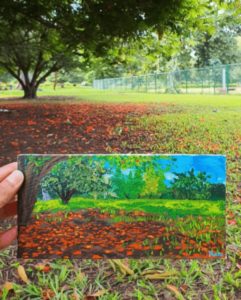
(0, 162, 24, 249)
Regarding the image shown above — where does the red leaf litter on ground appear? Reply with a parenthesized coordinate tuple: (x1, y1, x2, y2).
(0, 102, 151, 165)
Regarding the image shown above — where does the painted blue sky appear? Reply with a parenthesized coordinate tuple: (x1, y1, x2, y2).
(103, 155, 226, 186)
(162, 155, 226, 186)
(102, 155, 226, 185)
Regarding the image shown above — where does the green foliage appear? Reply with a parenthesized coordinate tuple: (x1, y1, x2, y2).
(141, 166, 166, 198)
(141, 166, 158, 198)
(209, 183, 226, 200)
(194, 30, 240, 67)
(171, 169, 211, 200)
(41, 157, 110, 203)
(0, 0, 210, 98)
(112, 167, 144, 199)
(36, 155, 218, 203)
(100, 155, 169, 200)
(77, 2, 241, 80)
(34, 197, 225, 219)
(33, 155, 171, 203)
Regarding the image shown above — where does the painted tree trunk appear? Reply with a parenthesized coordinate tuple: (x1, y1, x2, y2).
(18, 156, 67, 225)
(61, 194, 72, 204)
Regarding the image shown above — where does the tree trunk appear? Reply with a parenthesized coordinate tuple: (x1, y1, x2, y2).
(53, 72, 58, 90)
(18, 156, 68, 225)
(61, 195, 71, 204)
(61, 190, 75, 204)
(23, 84, 37, 99)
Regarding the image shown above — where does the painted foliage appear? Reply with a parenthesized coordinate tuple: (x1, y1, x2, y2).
(17, 154, 226, 259)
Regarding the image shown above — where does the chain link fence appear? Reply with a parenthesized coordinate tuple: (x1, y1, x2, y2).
(93, 63, 241, 94)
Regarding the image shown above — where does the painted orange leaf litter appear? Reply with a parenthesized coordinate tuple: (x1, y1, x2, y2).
(18, 209, 225, 259)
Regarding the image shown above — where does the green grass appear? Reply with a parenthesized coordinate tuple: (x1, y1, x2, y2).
(0, 90, 240, 299)
(34, 198, 225, 218)
(1, 86, 241, 107)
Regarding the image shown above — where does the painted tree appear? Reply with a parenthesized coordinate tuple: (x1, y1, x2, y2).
(141, 165, 166, 198)
(112, 167, 145, 199)
(18, 155, 112, 224)
(171, 169, 211, 200)
(110, 155, 171, 199)
(0, 0, 215, 98)
(126, 169, 145, 199)
(41, 159, 88, 204)
(18, 155, 68, 225)
(41, 158, 111, 203)
(209, 183, 225, 200)
(88, 160, 113, 200)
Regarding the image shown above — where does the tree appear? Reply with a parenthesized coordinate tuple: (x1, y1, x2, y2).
(141, 166, 166, 198)
(171, 169, 211, 200)
(194, 29, 240, 67)
(41, 159, 87, 204)
(112, 167, 144, 199)
(41, 158, 110, 203)
(18, 155, 68, 225)
(209, 183, 225, 200)
(0, 0, 214, 98)
(18, 155, 112, 224)
(193, 2, 241, 67)
(127, 169, 145, 199)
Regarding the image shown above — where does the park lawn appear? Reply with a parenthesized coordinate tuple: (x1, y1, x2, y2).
(1, 86, 241, 107)
(33, 198, 225, 218)
(0, 91, 240, 299)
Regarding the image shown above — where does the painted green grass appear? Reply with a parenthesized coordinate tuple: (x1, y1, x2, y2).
(1, 86, 241, 107)
(32, 198, 225, 254)
(33, 198, 225, 218)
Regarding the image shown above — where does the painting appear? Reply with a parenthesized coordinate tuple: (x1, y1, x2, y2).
(17, 154, 226, 259)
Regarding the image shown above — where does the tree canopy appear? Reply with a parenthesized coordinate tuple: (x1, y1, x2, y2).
(73, 1, 241, 81)
(171, 169, 211, 200)
(0, 0, 217, 98)
(35, 156, 225, 203)
(41, 158, 110, 203)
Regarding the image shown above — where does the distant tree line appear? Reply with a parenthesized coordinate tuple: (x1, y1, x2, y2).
(39, 159, 225, 204)
(163, 169, 225, 201)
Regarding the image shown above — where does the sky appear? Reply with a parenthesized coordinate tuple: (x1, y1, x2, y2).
(106, 154, 226, 186)
(161, 155, 226, 185)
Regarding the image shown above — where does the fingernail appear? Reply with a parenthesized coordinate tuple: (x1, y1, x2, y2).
(7, 170, 24, 186)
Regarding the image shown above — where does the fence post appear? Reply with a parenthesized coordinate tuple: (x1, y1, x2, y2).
(226, 64, 230, 94)
(154, 73, 157, 93)
(222, 66, 227, 94)
(213, 66, 215, 94)
(185, 70, 188, 94)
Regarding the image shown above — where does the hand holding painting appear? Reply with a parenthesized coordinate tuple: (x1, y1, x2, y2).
(0, 162, 24, 250)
